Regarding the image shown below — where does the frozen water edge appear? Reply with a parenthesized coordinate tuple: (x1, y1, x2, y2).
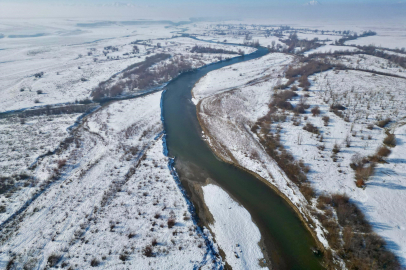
(160, 89, 223, 269)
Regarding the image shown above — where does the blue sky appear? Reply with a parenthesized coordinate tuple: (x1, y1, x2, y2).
(1, 0, 405, 20)
(2, 0, 404, 4)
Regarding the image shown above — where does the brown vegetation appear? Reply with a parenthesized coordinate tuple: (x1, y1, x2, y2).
(376, 118, 391, 128)
(91, 53, 194, 101)
(190, 45, 237, 54)
(143, 245, 154, 257)
(303, 122, 319, 134)
(383, 133, 396, 147)
(167, 217, 176, 228)
(311, 106, 320, 116)
(316, 193, 400, 270)
(376, 146, 391, 158)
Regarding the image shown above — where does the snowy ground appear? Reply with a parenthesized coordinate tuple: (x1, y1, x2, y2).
(1, 18, 405, 268)
(193, 53, 329, 247)
(0, 92, 219, 269)
(328, 54, 406, 78)
(192, 51, 406, 265)
(0, 19, 254, 113)
(345, 34, 406, 50)
(304, 44, 359, 56)
(0, 113, 81, 224)
(203, 184, 268, 270)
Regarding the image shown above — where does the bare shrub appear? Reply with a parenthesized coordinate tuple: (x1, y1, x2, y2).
(322, 116, 330, 126)
(90, 258, 100, 267)
(332, 109, 343, 118)
(350, 153, 365, 169)
(376, 146, 391, 157)
(142, 245, 154, 257)
(57, 159, 67, 169)
(332, 143, 341, 154)
(300, 183, 315, 202)
(270, 90, 297, 110)
(330, 104, 346, 110)
(345, 135, 351, 147)
(311, 106, 320, 116)
(293, 104, 306, 114)
(303, 122, 319, 134)
(47, 253, 61, 267)
(355, 163, 375, 183)
(152, 238, 158, 246)
(167, 217, 176, 228)
(355, 179, 365, 188)
(376, 118, 391, 128)
(383, 133, 396, 147)
(366, 124, 374, 130)
(119, 253, 129, 261)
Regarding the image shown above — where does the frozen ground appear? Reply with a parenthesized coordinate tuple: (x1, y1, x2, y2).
(0, 92, 219, 269)
(0, 113, 81, 224)
(1, 18, 405, 268)
(203, 184, 268, 270)
(345, 34, 406, 50)
(0, 19, 254, 113)
(193, 53, 329, 247)
(304, 44, 359, 56)
(193, 51, 406, 265)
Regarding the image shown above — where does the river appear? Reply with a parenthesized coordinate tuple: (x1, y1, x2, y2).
(162, 47, 324, 269)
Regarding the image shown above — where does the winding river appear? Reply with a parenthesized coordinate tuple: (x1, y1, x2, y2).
(162, 47, 324, 269)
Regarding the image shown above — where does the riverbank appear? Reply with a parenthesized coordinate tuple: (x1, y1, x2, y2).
(162, 47, 323, 269)
(195, 99, 326, 255)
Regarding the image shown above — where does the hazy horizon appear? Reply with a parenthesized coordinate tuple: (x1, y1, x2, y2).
(1, 1, 406, 24)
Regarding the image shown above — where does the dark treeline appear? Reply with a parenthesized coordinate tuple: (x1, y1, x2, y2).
(281, 32, 322, 54)
(91, 54, 170, 101)
(190, 45, 237, 54)
(0, 103, 97, 120)
(20, 104, 97, 119)
(307, 45, 406, 69)
(335, 30, 377, 45)
(91, 53, 195, 101)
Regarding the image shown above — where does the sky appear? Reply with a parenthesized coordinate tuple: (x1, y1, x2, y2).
(0, 0, 405, 21)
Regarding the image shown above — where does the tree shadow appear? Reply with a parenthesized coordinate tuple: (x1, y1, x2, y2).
(368, 181, 406, 190)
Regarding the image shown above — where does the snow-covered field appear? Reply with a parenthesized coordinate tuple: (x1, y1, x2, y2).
(328, 54, 406, 78)
(1, 17, 406, 269)
(192, 51, 406, 265)
(0, 92, 220, 269)
(0, 19, 263, 269)
(0, 19, 254, 113)
(345, 34, 406, 50)
(0, 113, 81, 224)
(305, 44, 359, 56)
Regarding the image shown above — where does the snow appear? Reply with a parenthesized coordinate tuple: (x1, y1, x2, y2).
(0, 20, 254, 113)
(304, 44, 359, 56)
(193, 53, 292, 102)
(345, 34, 406, 50)
(192, 50, 406, 265)
(192, 53, 327, 242)
(0, 92, 218, 269)
(2, 17, 406, 268)
(203, 184, 268, 270)
(0, 113, 82, 224)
